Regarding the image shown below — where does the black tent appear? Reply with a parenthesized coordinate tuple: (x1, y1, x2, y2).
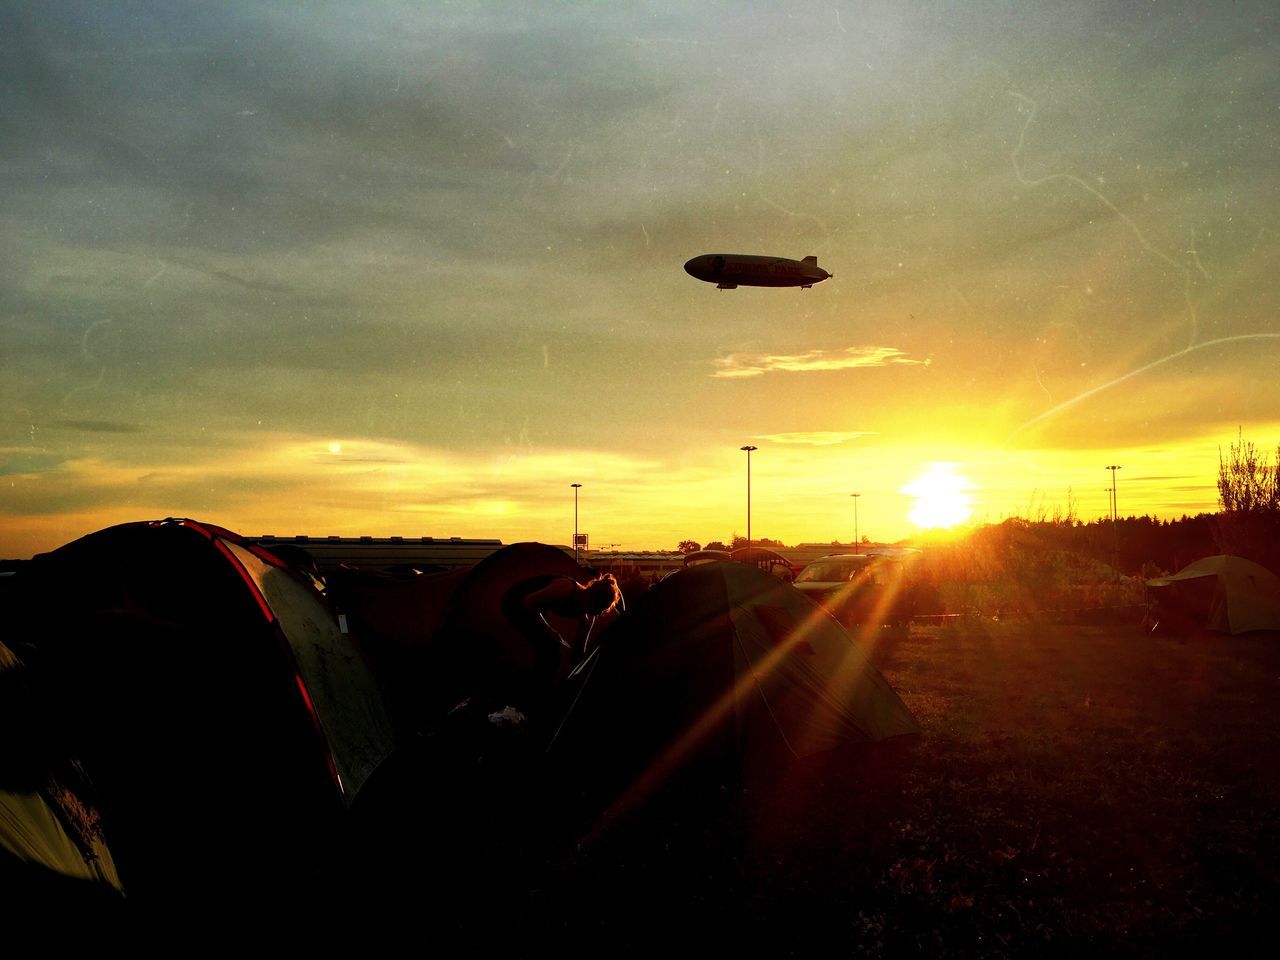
(493, 562, 921, 951)
(4, 518, 396, 907)
(548, 561, 918, 818)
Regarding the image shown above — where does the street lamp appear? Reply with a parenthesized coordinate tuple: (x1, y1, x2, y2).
(851, 492, 861, 550)
(571, 483, 582, 560)
(1105, 465, 1121, 523)
(740, 445, 757, 546)
(1105, 465, 1122, 578)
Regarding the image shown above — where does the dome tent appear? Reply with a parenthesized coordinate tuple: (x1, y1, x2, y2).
(1146, 555, 1280, 635)
(547, 561, 919, 812)
(5, 518, 397, 906)
(527, 562, 919, 949)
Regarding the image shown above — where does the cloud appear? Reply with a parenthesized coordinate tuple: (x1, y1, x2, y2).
(755, 431, 877, 446)
(711, 346, 928, 379)
(47, 419, 145, 434)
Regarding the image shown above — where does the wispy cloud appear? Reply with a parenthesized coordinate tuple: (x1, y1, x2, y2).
(711, 346, 928, 379)
(755, 431, 878, 446)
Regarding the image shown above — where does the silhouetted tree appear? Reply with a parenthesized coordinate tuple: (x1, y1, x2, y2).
(1217, 429, 1279, 513)
(704, 541, 728, 552)
(677, 540, 701, 554)
(1215, 429, 1280, 572)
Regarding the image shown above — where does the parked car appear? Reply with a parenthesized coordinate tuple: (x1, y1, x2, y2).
(792, 554, 915, 629)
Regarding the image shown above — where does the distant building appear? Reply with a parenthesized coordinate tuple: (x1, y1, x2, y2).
(581, 551, 686, 580)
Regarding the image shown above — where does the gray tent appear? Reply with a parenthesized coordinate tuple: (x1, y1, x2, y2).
(548, 562, 919, 806)
(1146, 555, 1280, 635)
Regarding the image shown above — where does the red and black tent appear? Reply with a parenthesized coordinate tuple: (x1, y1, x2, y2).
(5, 518, 397, 905)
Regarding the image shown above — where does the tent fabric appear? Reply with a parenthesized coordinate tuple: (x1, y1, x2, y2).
(445, 542, 592, 674)
(333, 564, 473, 655)
(1146, 555, 1280, 635)
(413, 542, 594, 712)
(6, 518, 399, 901)
(0, 790, 122, 892)
(222, 540, 396, 799)
(330, 542, 592, 728)
(549, 562, 918, 786)
(0, 640, 123, 896)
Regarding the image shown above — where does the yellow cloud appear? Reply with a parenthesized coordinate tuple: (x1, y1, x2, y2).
(711, 346, 928, 379)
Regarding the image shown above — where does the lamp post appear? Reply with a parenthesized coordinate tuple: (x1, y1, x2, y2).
(740, 445, 757, 546)
(1105, 465, 1121, 523)
(851, 492, 861, 550)
(571, 483, 582, 560)
(1105, 465, 1121, 577)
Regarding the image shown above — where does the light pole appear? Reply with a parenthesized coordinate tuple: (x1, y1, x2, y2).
(571, 483, 582, 560)
(740, 445, 757, 546)
(1105, 465, 1121, 523)
(1105, 465, 1121, 577)
(851, 492, 861, 550)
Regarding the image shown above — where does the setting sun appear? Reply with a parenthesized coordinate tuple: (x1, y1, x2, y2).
(902, 463, 975, 530)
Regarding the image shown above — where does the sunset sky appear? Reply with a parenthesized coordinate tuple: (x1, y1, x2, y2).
(3, 2, 1278, 556)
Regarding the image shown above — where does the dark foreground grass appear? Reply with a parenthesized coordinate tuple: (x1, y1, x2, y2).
(514, 621, 1280, 957)
(813, 620, 1280, 956)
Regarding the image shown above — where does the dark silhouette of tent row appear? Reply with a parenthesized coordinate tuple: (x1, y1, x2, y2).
(2, 519, 919, 925)
(331, 540, 595, 726)
(1145, 555, 1280, 635)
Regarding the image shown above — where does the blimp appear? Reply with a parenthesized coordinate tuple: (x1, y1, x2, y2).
(684, 253, 832, 290)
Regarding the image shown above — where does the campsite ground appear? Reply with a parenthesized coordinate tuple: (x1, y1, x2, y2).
(507, 618, 1280, 957)
(736, 618, 1280, 956)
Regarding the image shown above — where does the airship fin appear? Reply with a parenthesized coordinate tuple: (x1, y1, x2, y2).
(801, 255, 818, 265)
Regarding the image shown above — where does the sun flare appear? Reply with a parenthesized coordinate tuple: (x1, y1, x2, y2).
(902, 463, 974, 530)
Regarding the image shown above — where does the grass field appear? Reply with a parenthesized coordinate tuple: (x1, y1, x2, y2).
(512, 619, 1280, 957)
(729, 619, 1280, 956)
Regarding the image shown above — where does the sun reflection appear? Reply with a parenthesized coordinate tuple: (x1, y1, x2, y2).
(902, 463, 974, 529)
